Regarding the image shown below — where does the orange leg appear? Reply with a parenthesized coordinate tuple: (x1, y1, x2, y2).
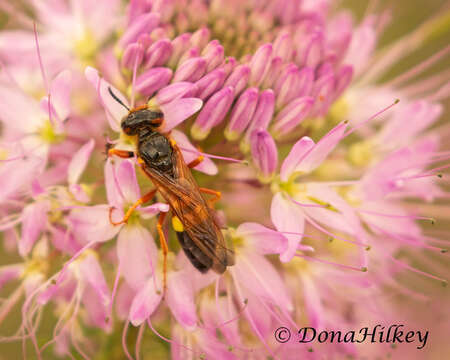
(199, 187, 221, 207)
(109, 189, 157, 225)
(187, 155, 204, 168)
(156, 211, 168, 297)
(108, 148, 135, 159)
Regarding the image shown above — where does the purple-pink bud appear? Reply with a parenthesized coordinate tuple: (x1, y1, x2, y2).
(135, 67, 173, 96)
(249, 43, 273, 86)
(137, 33, 153, 50)
(155, 82, 198, 105)
(297, 67, 314, 97)
(250, 129, 278, 183)
(173, 56, 207, 82)
(144, 39, 173, 69)
(297, 32, 324, 69)
(249, 89, 275, 131)
(191, 86, 235, 140)
(261, 56, 283, 89)
(225, 87, 259, 140)
(202, 43, 224, 72)
(121, 43, 144, 70)
(273, 32, 294, 62)
(224, 64, 251, 96)
(120, 13, 160, 48)
(274, 63, 301, 109)
(190, 27, 211, 50)
(332, 65, 353, 101)
(221, 57, 237, 76)
(311, 73, 335, 116)
(272, 96, 314, 136)
(194, 68, 226, 100)
(168, 33, 192, 67)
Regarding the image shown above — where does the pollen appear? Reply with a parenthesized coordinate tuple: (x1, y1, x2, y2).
(73, 30, 98, 64)
(39, 119, 65, 144)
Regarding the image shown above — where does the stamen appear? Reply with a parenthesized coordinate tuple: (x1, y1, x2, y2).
(135, 323, 145, 360)
(121, 321, 134, 360)
(358, 208, 435, 223)
(230, 269, 276, 359)
(288, 196, 330, 208)
(109, 262, 122, 320)
(302, 212, 369, 247)
(344, 99, 400, 137)
(178, 146, 249, 165)
(386, 44, 450, 88)
(33, 23, 54, 127)
(147, 317, 197, 355)
(296, 254, 366, 272)
(395, 163, 450, 181)
(389, 256, 447, 286)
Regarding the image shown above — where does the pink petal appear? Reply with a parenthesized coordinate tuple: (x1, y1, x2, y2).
(50, 70, 72, 121)
(271, 193, 305, 262)
(19, 201, 50, 256)
(297, 121, 347, 173)
(170, 129, 217, 175)
(81, 285, 110, 330)
(159, 97, 203, 132)
(167, 271, 197, 330)
(129, 279, 162, 326)
(139, 202, 170, 219)
(68, 205, 121, 244)
(236, 222, 287, 255)
(280, 137, 315, 182)
(68, 139, 95, 184)
(115, 159, 141, 203)
(78, 253, 110, 305)
(0, 264, 23, 291)
(85, 66, 128, 132)
(234, 252, 293, 311)
(117, 225, 158, 290)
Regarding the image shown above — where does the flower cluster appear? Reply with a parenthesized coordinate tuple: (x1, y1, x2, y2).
(0, 0, 448, 359)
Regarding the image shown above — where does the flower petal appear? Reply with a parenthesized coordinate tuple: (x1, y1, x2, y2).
(160, 98, 203, 132)
(68, 139, 95, 185)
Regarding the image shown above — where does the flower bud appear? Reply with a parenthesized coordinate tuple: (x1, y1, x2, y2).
(191, 86, 234, 140)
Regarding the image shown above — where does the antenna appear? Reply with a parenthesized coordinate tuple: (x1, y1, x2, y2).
(108, 87, 130, 111)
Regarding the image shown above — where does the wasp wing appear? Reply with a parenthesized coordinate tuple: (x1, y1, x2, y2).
(141, 143, 234, 273)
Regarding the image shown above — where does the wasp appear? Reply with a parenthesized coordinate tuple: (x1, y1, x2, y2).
(106, 88, 234, 292)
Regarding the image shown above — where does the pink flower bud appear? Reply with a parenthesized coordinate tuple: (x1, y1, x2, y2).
(194, 68, 226, 100)
(168, 33, 192, 67)
(173, 56, 207, 82)
(156, 82, 198, 105)
(224, 64, 251, 96)
(120, 13, 160, 48)
(135, 67, 173, 96)
(191, 86, 234, 140)
(250, 129, 278, 182)
(249, 43, 273, 86)
(202, 43, 224, 72)
(121, 43, 144, 70)
(273, 32, 294, 61)
(190, 27, 211, 50)
(272, 96, 314, 136)
(144, 39, 173, 69)
(225, 87, 259, 140)
(311, 73, 335, 116)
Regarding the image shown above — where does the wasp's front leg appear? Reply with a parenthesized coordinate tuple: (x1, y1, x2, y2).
(109, 189, 157, 225)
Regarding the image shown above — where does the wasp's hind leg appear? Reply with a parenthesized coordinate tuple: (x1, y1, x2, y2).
(109, 189, 157, 225)
(199, 187, 221, 207)
(157, 211, 169, 297)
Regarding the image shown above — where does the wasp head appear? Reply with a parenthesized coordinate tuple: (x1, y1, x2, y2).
(121, 109, 164, 135)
